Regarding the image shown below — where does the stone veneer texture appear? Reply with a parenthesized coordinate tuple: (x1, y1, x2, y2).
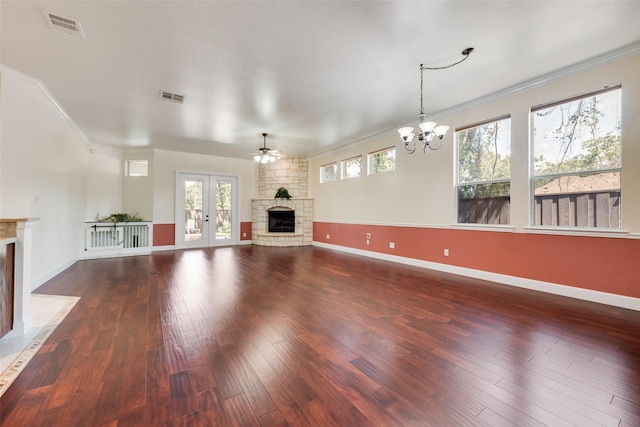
(251, 198, 314, 246)
(253, 158, 312, 246)
(258, 158, 308, 198)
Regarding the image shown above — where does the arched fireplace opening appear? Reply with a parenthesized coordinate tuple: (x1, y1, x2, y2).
(268, 210, 295, 233)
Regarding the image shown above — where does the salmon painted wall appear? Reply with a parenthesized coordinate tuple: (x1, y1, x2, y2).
(153, 223, 175, 246)
(152, 222, 252, 245)
(314, 222, 640, 299)
(309, 53, 640, 305)
(240, 222, 252, 240)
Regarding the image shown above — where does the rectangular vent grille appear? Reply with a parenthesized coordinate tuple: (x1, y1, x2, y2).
(160, 91, 185, 104)
(45, 11, 85, 37)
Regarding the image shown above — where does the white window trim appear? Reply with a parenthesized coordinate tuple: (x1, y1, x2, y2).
(341, 156, 363, 180)
(320, 162, 338, 184)
(368, 147, 396, 175)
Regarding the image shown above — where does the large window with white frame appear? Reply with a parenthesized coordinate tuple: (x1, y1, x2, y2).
(456, 116, 511, 224)
(368, 147, 396, 175)
(341, 156, 362, 179)
(320, 162, 338, 183)
(531, 86, 621, 228)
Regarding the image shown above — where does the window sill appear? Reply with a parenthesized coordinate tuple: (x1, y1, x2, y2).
(450, 224, 515, 233)
(523, 226, 629, 239)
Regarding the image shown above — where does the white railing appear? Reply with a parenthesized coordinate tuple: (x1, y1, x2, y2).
(83, 222, 152, 259)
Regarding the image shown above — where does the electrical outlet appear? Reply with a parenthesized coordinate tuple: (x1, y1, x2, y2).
(326, 234, 330, 239)
(389, 242, 395, 249)
(444, 249, 449, 256)
(366, 239, 370, 245)
(243, 232, 246, 237)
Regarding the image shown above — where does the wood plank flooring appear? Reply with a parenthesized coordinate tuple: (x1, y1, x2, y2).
(2, 245, 640, 426)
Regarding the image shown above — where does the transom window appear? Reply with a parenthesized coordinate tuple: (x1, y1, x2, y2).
(341, 156, 362, 179)
(368, 147, 396, 175)
(320, 162, 337, 183)
(456, 116, 511, 224)
(531, 86, 621, 228)
(125, 160, 148, 177)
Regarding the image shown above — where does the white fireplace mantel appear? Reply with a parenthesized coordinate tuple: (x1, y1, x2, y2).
(1, 218, 39, 337)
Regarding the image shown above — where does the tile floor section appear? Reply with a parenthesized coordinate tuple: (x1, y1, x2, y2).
(0, 294, 79, 396)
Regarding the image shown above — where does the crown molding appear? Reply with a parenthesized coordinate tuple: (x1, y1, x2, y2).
(0, 64, 91, 146)
(311, 43, 640, 159)
(431, 42, 640, 120)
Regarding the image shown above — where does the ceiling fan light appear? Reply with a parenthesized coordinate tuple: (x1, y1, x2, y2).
(254, 132, 280, 163)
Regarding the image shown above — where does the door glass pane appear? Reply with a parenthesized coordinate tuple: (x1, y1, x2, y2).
(216, 180, 232, 240)
(185, 179, 203, 242)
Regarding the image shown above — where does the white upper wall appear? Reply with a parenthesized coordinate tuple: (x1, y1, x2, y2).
(0, 67, 89, 287)
(152, 149, 257, 223)
(86, 144, 123, 221)
(309, 53, 640, 233)
(123, 150, 154, 221)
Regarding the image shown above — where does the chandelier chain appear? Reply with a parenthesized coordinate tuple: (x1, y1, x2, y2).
(398, 47, 473, 155)
(420, 49, 473, 71)
(418, 48, 473, 115)
(420, 65, 424, 114)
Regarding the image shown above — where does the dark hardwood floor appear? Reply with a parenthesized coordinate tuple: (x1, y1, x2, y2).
(1, 245, 640, 426)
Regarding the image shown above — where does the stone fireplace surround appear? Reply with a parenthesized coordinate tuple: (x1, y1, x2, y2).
(251, 198, 313, 246)
(251, 158, 313, 246)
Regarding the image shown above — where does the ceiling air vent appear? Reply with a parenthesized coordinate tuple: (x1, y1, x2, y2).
(44, 11, 85, 38)
(160, 91, 185, 104)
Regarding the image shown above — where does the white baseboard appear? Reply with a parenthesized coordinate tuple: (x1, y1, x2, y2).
(4, 317, 33, 337)
(31, 257, 79, 291)
(313, 242, 640, 312)
(80, 248, 151, 260)
(151, 245, 176, 252)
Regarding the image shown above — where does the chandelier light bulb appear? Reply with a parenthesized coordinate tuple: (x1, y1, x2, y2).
(434, 125, 450, 139)
(398, 127, 415, 142)
(397, 48, 473, 155)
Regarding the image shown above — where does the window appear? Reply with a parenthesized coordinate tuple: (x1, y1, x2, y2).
(456, 116, 511, 224)
(320, 162, 337, 183)
(532, 86, 621, 228)
(368, 147, 396, 175)
(341, 156, 362, 179)
(125, 160, 148, 177)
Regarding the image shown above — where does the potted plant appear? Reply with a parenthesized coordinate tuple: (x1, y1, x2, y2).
(274, 187, 291, 200)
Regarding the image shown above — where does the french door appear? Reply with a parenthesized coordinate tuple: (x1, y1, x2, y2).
(176, 173, 238, 248)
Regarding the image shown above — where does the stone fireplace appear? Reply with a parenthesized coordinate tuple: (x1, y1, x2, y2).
(268, 209, 295, 233)
(251, 158, 313, 246)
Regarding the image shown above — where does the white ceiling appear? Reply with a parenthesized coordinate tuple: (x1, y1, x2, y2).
(2, 1, 640, 160)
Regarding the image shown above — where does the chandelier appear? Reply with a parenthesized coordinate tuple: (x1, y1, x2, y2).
(254, 133, 278, 163)
(398, 47, 474, 154)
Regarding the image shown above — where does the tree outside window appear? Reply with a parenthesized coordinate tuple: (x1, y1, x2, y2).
(456, 116, 511, 224)
(369, 147, 396, 175)
(532, 87, 621, 227)
(320, 162, 337, 183)
(342, 156, 362, 179)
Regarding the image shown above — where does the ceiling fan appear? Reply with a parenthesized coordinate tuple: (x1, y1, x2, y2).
(252, 133, 281, 163)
